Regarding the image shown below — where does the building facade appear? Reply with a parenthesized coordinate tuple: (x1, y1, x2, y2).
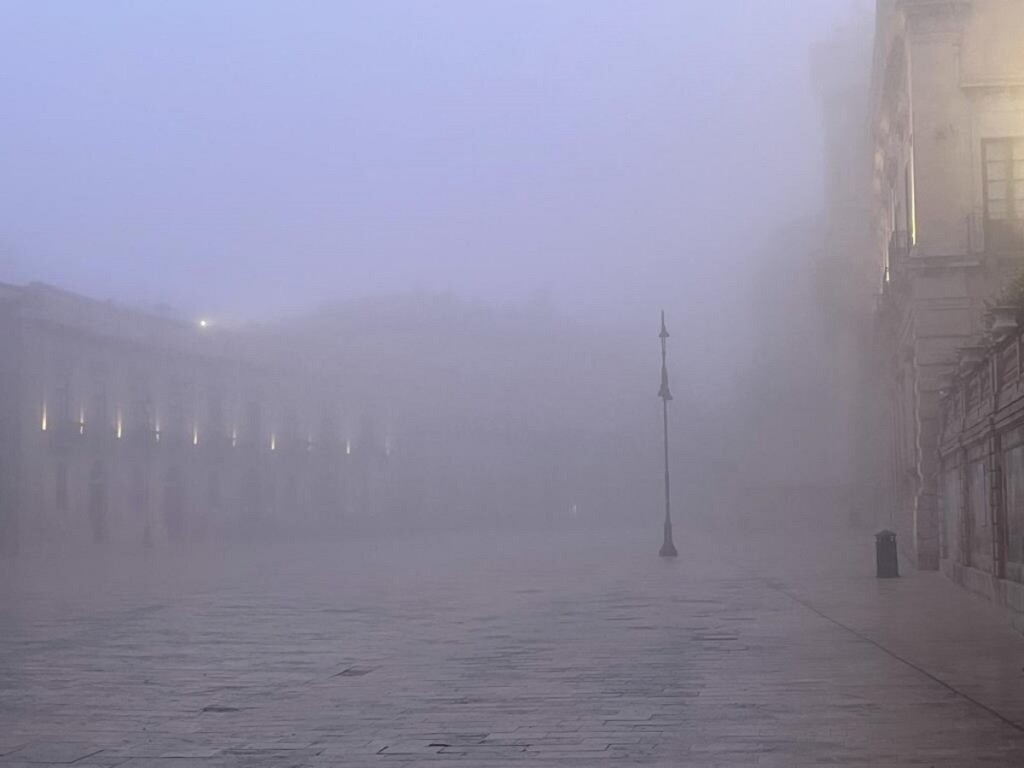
(938, 327, 1024, 613)
(0, 282, 639, 555)
(0, 283, 390, 554)
(870, 0, 1024, 569)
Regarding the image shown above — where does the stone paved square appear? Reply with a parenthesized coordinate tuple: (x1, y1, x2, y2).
(3, 528, 1024, 766)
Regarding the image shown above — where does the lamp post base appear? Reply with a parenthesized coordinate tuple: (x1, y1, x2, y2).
(659, 520, 678, 558)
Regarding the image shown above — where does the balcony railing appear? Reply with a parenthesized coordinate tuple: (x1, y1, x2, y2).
(940, 324, 1024, 446)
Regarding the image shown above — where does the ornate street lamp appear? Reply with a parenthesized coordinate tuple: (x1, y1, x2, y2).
(658, 310, 678, 557)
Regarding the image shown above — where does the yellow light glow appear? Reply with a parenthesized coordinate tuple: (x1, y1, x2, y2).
(909, 154, 918, 246)
(41, 403, 47, 432)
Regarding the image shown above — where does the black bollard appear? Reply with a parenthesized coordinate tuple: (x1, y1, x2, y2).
(875, 530, 899, 578)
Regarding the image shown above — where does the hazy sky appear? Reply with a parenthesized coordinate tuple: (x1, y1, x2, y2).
(1, 1, 863, 325)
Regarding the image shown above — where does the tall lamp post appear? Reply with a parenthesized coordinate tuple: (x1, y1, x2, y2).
(658, 310, 678, 558)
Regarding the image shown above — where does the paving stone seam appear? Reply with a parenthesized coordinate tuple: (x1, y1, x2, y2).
(757, 574, 1024, 736)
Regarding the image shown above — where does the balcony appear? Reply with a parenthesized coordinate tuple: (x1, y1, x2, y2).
(940, 323, 1024, 445)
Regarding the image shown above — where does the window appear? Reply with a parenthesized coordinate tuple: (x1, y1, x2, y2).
(280, 405, 297, 443)
(167, 379, 185, 440)
(129, 374, 153, 437)
(968, 459, 993, 572)
(208, 391, 224, 438)
(243, 401, 261, 446)
(55, 462, 68, 511)
(1005, 443, 1024, 568)
(54, 376, 71, 424)
(942, 468, 961, 561)
(207, 472, 222, 510)
(90, 389, 108, 438)
(984, 138, 1024, 252)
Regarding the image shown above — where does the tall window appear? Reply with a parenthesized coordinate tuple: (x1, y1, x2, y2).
(130, 374, 153, 437)
(243, 401, 261, 446)
(55, 462, 68, 511)
(984, 138, 1024, 252)
(90, 389, 108, 439)
(167, 379, 185, 441)
(54, 376, 71, 424)
(207, 391, 224, 439)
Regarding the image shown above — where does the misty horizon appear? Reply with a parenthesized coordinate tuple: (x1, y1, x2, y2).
(1, 1, 867, 329)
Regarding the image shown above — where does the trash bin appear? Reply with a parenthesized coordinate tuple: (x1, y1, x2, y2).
(875, 529, 899, 578)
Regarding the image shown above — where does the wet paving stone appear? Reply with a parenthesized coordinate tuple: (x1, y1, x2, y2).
(2, 528, 1024, 766)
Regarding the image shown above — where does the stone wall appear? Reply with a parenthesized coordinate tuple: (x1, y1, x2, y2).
(870, 0, 1024, 569)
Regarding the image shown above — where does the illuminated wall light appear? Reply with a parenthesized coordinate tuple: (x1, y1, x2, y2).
(192, 425, 199, 446)
(41, 403, 47, 432)
(78, 405, 85, 434)
(116, 410, 123, 439)
(154, 418, 161, 443)
(231, 428, 238, 448)
(345, 439, 352, 456)
(270, 433, 276, 451)
(908, 152, 918, 246)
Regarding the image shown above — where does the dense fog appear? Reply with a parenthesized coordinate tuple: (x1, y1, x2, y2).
(21, 3, 1024, 767)
(0, 2, 880, 547)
